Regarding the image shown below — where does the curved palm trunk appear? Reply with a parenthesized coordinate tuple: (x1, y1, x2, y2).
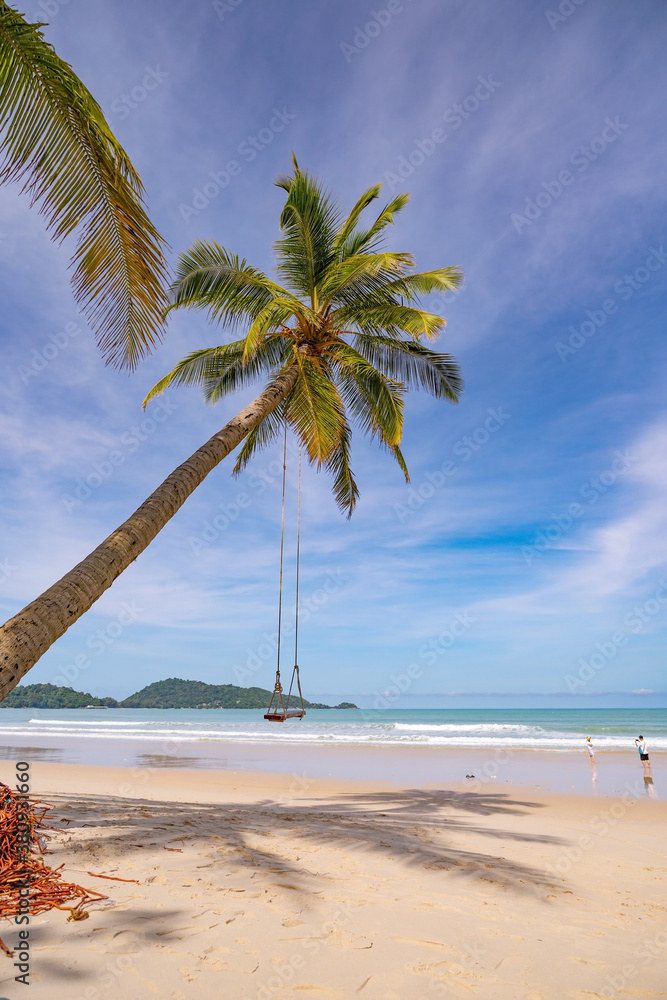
(0, 367, 298, 701)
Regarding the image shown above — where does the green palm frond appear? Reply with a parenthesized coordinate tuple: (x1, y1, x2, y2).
(340, 193, 410, 258)
(241, 298, 297, 363)
(142, 337, 289, 407)
(317, 252, 412, 307)
(337, 303, 445, 340)
(323, 423, 359, 517)
(390, 443, 410, 482)
(353, 336, 463, 401)
(274, 158, 341, 303)
(168, 242, 307, 328)
(286, 352, 345, 463)
(329, 343, 404, 446)
(331, 183, 381, 256)
(384, 267, 464, 300)
(0, 4, 169, 369)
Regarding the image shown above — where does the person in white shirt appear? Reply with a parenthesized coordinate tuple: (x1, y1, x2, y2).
(635, 735, 651, 777)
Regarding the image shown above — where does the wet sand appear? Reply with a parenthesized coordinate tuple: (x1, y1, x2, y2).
(0, 736, 660, 796)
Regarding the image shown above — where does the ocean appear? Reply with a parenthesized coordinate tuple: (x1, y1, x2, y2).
(0, 707, 662, 795)
(0, 706, 663, 756)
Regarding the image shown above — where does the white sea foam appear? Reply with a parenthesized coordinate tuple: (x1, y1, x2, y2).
(0, 709, 662, 752)
(1, 719, 665, 750)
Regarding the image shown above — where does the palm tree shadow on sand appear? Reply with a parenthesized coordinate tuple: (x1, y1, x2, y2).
(42, 786, 563, 896)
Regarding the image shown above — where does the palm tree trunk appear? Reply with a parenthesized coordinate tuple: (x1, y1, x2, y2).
(0, 367, 298, 701)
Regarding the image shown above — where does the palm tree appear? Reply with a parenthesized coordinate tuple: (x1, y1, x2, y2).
(0, 159, 463, 700)
(0, 3, 168, 367)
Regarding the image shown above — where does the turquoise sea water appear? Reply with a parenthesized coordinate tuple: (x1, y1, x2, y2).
(0, 707, 663, 756)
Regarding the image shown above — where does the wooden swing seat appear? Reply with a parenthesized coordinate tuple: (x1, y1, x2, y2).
(264, 708, 306, 722)
(264, 663, 305, 723)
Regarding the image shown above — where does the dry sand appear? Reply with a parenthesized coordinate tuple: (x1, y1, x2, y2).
(1, 760, 666, 1000)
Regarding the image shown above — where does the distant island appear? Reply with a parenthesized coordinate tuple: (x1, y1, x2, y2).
(0, 678, 358, 711)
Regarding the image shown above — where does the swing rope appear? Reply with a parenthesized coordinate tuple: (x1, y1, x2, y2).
(265, 424, 305, 722)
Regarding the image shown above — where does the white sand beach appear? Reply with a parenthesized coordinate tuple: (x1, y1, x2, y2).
(2, 759, 665, 999)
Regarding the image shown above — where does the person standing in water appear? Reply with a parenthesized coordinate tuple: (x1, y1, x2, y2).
(587, 736, 597, 789)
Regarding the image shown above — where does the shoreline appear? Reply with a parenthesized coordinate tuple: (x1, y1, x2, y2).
(0, 744, 660, 797)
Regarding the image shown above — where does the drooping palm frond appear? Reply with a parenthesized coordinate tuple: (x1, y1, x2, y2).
(0, 4, 169, 368)
(328, 343, 404, 447)
(322, 422, 359, 518)
(353, 336, 463, 401)
(286, 352, 346, 464)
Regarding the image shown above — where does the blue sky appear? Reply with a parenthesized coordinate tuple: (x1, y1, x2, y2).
(1, 0, 666, 706)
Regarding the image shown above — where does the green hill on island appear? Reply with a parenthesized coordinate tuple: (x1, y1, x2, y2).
(0, 683, 118, 709)
(0, 679, 357, 710)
